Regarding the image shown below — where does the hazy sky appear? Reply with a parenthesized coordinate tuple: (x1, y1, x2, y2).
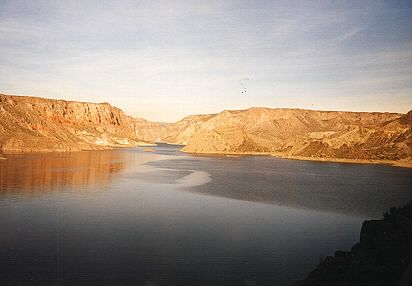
(0, 0, 411, 121)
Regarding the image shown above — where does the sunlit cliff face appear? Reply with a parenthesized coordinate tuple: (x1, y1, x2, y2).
(0, 95, 151, 152)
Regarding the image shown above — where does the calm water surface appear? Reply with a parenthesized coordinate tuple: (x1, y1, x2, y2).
(1, 144, 411, 286)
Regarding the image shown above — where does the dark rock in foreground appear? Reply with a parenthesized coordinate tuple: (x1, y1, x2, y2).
(295, 202, 412, 286)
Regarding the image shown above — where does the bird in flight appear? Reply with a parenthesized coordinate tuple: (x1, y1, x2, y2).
(240, 78, 249, 94)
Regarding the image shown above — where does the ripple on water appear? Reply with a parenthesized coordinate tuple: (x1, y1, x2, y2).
(176, 170, 212, 187)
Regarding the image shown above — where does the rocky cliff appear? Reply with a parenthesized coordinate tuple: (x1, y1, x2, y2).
(295, 202, 412, 286)
(161, 114, 215, 145)
(1, 94, 411, 166)
(0, 94, 150, 152)
(178, 108, 412, 164)
(132, 118, 170, 143)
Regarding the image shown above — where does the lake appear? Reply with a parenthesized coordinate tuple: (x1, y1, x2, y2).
(1, 144, 411, 286)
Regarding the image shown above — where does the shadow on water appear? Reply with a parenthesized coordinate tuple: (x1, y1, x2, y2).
(146, 152, 412, 218)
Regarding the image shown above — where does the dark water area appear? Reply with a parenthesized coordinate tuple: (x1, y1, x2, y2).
(1, 144, 411, 286)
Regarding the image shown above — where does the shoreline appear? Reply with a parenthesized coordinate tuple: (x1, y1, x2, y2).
(184, 150, 412, 168)
(0, 142, 156, 154)
(1, 144, 411, 169)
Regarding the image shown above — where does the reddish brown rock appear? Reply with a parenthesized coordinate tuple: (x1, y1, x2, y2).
(1, 94, 411, 166)
(0, 94, 148, 152)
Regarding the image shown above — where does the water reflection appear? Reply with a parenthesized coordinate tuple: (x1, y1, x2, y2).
(0, 145, 411, 285)
(146, 155, 412, 218)
(0, 151, 127, 195)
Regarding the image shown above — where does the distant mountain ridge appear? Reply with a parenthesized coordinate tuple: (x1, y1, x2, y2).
(1, 94, 411, 167)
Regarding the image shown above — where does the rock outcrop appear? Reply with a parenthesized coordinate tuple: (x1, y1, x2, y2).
(0, 94, 150, 152)
(294, 202, 412, 286)
(161, 114, 214, 145)
(1, 94, 411, 166)
(178, 108, 412, 163)
(132, 118, 170, 143)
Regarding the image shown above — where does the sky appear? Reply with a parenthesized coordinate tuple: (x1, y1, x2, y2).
(0, 0, 411, 122)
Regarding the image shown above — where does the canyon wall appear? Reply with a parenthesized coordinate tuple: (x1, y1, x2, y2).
(178, 108, 412, 163)
(0, 94, 150, 152)
(1, 94, 411, 165)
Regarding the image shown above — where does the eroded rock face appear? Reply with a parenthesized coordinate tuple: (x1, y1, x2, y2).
(0, 94, 149, 152)
(178, 108, 412, 162)
(161, 114, 214, 145)
(132, 118, 170, 143)
(1, 94, 411, 164)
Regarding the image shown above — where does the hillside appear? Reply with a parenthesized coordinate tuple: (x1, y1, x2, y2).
(1, 94, 411, 166)
(179, 108, 412, 164)
(0, 94, 151, 152)
(162, 114, 215, 145)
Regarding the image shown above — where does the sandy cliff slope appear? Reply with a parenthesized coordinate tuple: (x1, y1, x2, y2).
(1, 94, 411, 166)
(132, 118, 170, 143)
(178, 108, 412, 163)
(161, 114, 215, 145)
(0, 94, 151, 152)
